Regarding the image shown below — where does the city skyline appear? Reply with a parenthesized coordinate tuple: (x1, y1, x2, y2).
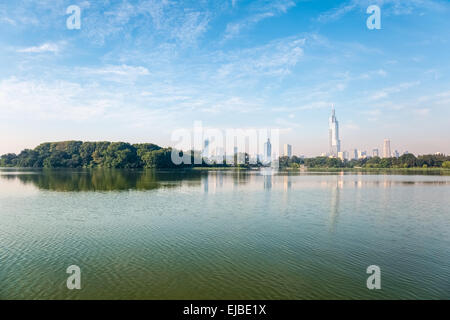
(0, 0, 450, 156)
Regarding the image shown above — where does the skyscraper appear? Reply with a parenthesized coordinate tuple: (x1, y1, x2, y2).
(264, 138, 272, 163)
(329, 105, 341, 157)
(283, 144, 292, 158)
(383, 139, 391, 158)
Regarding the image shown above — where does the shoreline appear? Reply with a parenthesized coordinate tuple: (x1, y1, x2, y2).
(2, 166, 450, 174)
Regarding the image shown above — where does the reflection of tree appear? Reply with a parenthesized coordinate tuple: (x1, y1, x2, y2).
(5, 169, 203, 192)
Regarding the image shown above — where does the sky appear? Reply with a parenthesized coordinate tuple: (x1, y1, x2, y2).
(0, 0, 449, 157)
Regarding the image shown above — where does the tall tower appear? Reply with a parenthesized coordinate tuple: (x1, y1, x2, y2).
(264, 138, 272, 163)
(383, 139, 391, 158)
(329, 105, 341, 157)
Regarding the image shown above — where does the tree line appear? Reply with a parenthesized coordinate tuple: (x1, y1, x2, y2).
(1, 141, 449, 169)
(0, 141, 260, 169)
(0, 141, 185, 168)
(279, 153, 450, 169)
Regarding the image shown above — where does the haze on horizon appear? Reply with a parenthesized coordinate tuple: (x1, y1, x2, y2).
(0, 0, 449, 157)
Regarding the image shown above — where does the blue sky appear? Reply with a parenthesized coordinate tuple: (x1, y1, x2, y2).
(0, 0, 449, 156)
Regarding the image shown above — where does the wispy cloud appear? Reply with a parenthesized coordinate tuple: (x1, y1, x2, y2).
(84, 65, 150, 76)
(224, 0, 296, 40)
(369, 81, 420, 101)
(17, 42, 61, 54)
(317, 0, 448, 23)
(83, 0, 211, 46)
(215, 36, 305, 81)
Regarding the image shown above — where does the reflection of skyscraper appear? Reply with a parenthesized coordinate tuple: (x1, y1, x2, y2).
(283, 144, 292, 158)
(329, 105, 341, 157)
(264, 174, 272, 190)
(383, 139, 391, 158)
(329, 177, 342, 233)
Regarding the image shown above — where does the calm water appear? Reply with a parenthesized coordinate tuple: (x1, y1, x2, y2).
(0, 168, 449, 300)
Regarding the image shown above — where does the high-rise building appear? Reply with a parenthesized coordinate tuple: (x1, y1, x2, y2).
(283, 144, 292, 158)
(353, 149, 358, 160)
(329, 105, 341, 157)
(383, 139, 391, 158)
(264, 138, 272, 163)
(393, 150, 399, 158)
(372, 149, 379, 157)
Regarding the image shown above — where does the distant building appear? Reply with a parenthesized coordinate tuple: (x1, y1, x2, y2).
(372, 148, 379, 157)
(352, 149, 358, 160)
(383, 139, 391, 158)
(338, 151, 348, 161)
(358, 150, 367, 159)
(329, 105, 341, 157)
(403, 151, 409, 155)
(393, 150, 399, 158)
(283, 144, 292, 158)
(263, 138, 272, 163)
(202, 139, 210, 159)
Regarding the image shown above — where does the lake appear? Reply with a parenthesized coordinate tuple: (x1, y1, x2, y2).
(0, 168, 449, 299)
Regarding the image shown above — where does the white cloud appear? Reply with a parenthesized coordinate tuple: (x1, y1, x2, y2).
(85, 65, 150, 77)
(0, 77, 163, 123)
(0, 16, 16, 25)
(17, 42, 61, 54)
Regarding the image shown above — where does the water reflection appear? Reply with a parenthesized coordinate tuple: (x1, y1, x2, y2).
(0, 169, 203, 192)
(0, 168, 449, 193)
(329, 175, 343, 233)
